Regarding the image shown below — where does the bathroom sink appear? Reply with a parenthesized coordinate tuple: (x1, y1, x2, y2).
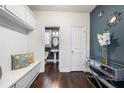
(50, 49, 59, 52)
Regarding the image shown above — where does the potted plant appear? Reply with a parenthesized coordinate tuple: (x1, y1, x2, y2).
(97, 29, 111, 64)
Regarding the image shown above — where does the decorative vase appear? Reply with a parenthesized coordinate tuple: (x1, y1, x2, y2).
(101, 46, 108, 65)
(0, 66, 2, 79)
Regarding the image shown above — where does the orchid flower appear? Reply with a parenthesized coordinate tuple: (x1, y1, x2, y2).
(97, 31, 111, 47)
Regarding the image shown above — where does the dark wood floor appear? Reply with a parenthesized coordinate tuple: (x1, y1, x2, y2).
(30, 63, 94, 88)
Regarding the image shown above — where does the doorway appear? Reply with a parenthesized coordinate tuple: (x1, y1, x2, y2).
(44, 26, 60, 71)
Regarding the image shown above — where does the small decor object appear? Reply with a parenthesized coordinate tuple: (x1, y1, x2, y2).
(96, 10, 104, 18)
(97, 30, 111, 64)
(107, 12, 122, 27)
(0, 66, 2, 79)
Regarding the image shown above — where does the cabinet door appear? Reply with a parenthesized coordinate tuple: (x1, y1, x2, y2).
(5, 5, 26, 22)
(25, 11, 35, 28)
(15, 64, 40, 88)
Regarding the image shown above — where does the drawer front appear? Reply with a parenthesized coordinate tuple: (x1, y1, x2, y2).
(16, 70, 33, 88)
(15, 64, 40, 88)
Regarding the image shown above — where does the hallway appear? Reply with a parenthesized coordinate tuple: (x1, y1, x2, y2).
(30, 63, 94, 88)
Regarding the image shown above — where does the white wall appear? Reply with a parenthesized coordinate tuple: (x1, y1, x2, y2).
(30, 11, 90, 72)
(0, 17, 28, 74)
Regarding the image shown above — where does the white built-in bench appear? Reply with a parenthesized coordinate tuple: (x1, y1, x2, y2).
(0, 61, 41, 88)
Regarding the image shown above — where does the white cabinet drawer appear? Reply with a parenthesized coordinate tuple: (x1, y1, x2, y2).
(15, 63, 40, 88)
(16, 70, 32, 88)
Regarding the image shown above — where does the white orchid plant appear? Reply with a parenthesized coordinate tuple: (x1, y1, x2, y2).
(97, 30, 111, 47)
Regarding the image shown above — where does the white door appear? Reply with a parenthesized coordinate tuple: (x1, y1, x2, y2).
(70, 26, 86, 71)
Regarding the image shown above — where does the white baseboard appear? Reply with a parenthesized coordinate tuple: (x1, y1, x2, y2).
(59, 67, 70, 72)
(59, 66, 89, 72)
(67, 65, 89, 72)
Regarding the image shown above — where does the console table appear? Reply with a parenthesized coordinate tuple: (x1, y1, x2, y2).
(86, 59, 124, 88)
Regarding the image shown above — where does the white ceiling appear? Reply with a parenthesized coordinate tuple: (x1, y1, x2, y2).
(28, 5, 96, 13)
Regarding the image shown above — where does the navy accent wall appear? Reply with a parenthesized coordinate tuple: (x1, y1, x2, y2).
(90, 5, 124, 64)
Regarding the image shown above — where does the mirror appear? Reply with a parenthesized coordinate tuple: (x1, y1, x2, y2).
(52, 37, 59, 47)
(97, 10, 104, 18)
(107, 12, 122, 27)
(110, 16, 116, 23)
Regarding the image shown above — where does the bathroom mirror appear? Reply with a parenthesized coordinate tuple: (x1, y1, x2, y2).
(107, 12, 122, 27)
(52, 37, 59, 47)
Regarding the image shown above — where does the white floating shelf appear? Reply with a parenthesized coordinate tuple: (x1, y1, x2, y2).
(0, 6, 34, 31)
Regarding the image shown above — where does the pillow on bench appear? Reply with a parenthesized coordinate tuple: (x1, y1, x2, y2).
(11, 54, 30, 70)
(28, 53, 34, 64)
